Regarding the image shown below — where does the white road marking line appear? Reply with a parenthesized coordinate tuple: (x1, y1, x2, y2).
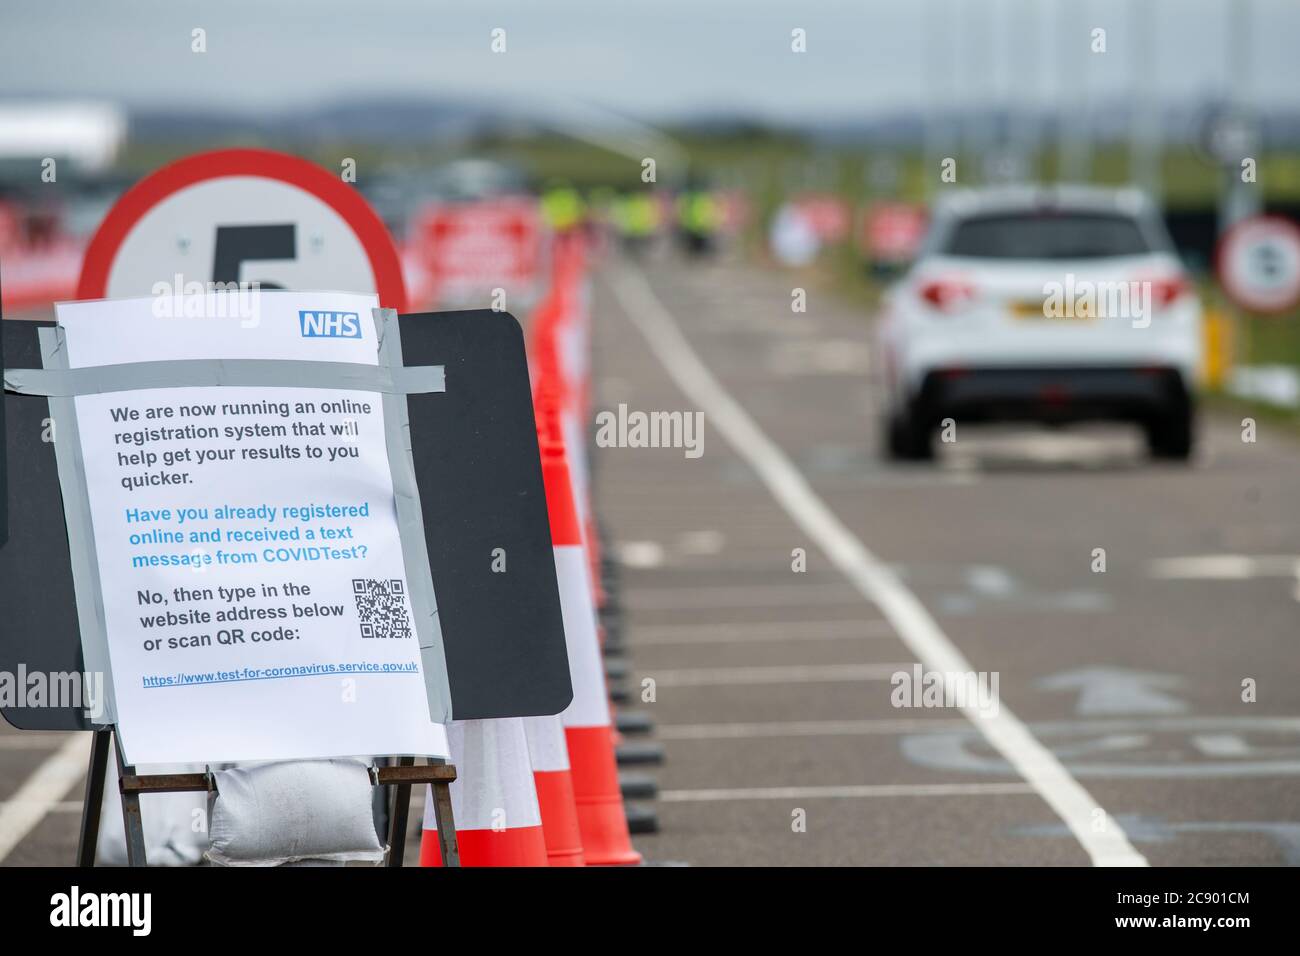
(1149, 554, 1300, 578)
(626, 583, 862, 610)
(1192, 734, 1252, 758)
(0, 800, 82, 814)
(0, 733, 89, 863)
(630, 619, 893, 645)
(677, 529, 726, 555)
(617, 540, 666, 568)
(1149, 555, 1259, 578)
(1149, 554, 1300, 602)
(0, 734, 77, 751)
(967, 565, 1018, 597)
(672, 713, 1300, 742)
(647, 663, 911, 687)
(608, 266, 1148, 867)
(660, 782, 1036, 801)
(658, 717, 972, 739)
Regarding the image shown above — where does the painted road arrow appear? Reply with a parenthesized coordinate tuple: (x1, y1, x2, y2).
(1036, 668, 1189, 715)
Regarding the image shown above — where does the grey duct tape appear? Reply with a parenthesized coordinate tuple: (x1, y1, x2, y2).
(38, 327, 119, 726)
(5, 358, 445, 398)
(373, 308, 453, 723)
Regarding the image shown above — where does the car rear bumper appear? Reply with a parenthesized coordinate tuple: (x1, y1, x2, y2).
(912, 366, 1192, 425)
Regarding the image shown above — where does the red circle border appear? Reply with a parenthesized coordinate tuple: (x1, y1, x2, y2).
(1214, 213, 1300, 316)
(77, 148, 407, 313)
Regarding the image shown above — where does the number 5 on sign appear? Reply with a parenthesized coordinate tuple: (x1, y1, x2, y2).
(77, 148, 407, 311)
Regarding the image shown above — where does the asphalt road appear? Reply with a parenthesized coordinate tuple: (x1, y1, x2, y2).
(594, 251, 1300, 866)
(3, 254, 1300, 866)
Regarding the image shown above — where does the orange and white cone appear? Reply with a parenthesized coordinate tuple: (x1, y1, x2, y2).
(420, 718, 549, 867)
(540, 279, 605, 612)
(522, 715, 586, 866)
(537, 388, 642, 866)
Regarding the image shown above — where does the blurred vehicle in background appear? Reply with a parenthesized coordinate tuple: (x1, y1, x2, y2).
(877, 186, 1201, 461)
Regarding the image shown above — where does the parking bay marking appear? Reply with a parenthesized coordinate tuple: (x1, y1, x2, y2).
(645, 662, 911, 688)
(629, 619, 894, 646)
(1016, 816, 1300, 864)
(938, 565, 1111, 615)
(0, 734, 89, 863)
(656, 715, 1300, 777)
(1149, 553, 1300, 601)
(901, 716, 1300, 779)
(625, 583, 868, 611)
(0, 800, 82, 814)
(658, 717, 972, 740)
(609, 265, 1147, 866)
(0, 734, 78, 751)
(661, 782, 1037, 802)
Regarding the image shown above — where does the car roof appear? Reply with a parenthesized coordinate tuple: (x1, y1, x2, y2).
(932, 185, 1154, 220)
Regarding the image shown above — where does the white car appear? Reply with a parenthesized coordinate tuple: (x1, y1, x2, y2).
(877, 186, 1201, 461)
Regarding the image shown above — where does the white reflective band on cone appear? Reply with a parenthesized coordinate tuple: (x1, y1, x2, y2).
(563, 409, 592, 530)
(523, 714, 571, 772)
(559, 277, 592, 389)
(425, 718, 542, 831)
(555, 545, 611, 729)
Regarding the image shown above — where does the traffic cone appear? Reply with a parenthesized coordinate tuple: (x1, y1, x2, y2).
(523, 715, 586, 866)
(420, 718, 549, 867)
(538, 279, 606, 615)
(537, 381, 642, 866)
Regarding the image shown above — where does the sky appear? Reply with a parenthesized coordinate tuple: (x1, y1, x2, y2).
(2, 0, 1299, 122)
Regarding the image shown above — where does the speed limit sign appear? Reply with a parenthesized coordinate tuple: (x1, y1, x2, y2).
(1216, 215, 1300, 315)
(77, 148, 406, 310)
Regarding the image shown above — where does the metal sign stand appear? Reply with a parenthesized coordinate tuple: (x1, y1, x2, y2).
(75, 726, 460, 868)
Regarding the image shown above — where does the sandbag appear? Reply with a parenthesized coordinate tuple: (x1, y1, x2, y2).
(206, 758, 384, 866)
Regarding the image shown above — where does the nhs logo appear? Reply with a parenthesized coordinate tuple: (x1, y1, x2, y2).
(299, 310, 362, 338)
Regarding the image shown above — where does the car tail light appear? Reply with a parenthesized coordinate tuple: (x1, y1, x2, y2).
(917, 277, 976, 312)
(1146, 274, 1191, 310)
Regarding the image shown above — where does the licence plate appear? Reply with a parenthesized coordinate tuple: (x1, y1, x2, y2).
(1010, 299, 1093, 321)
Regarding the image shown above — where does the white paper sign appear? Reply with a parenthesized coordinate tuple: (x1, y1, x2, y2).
(55, 290, 448, 765)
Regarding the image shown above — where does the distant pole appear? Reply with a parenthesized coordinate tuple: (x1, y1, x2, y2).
(946, 0, 961, 184)
(1058, 0, 1092, 183)
(1017, 0, 1043, 181)
(1219, 0, 1262, 234)
(922, 0, 949, 198)
(959, 0, 988, 184)
(1217, 0, 1262, 375)
(990, 0, 1014, 182)
(1128, 0, 1163, 200)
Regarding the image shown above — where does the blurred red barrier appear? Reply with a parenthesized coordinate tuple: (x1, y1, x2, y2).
(1, 240, 84, 312)
(413, 197, 543, 307)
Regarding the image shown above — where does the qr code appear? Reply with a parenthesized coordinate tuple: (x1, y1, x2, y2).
(351, 578, 413, 639)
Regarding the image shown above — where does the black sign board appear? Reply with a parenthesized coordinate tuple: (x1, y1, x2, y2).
(0, 309, 571, 730)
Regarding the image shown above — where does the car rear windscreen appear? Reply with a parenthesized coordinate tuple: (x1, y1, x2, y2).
(943, 211, 1151, 259)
